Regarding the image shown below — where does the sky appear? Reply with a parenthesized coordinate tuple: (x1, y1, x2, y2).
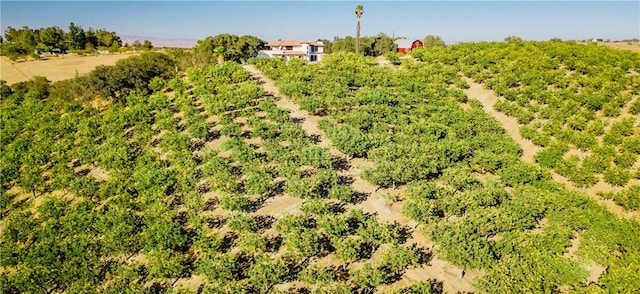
(1, 1, 639, 47)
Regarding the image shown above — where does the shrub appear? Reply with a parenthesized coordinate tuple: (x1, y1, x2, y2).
(604, 166, 631, 187)
(534, 143, 568, 168)
(498, 162, 547, 187)
(385, 52, 401, 65)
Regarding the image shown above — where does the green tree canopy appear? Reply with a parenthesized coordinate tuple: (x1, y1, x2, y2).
(423, 35, 445, 47)
(195, 33, 265, 63)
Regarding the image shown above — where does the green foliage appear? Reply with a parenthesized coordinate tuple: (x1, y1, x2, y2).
(599, 185, 640, 210)
(299, 145, 333, 168)
(476, 245, 586, 293)
(423, 35, 445, 47)
(50, 52, 175, 103)
(629, 98, 640, 115)
(534, 143, 568, 168)
(2, 24, 122, 59)
(319, 120, 369, 158)
(3, 41, 640, 293)
(379, 245, 421, 274)
(298, 265, 336, 285)
(219, 193, 249, 212)
(387, 281, 433, 294)
(227, 212, 258, 233)
(385, 52, 401, 65)
(351, 264, 386, 289)
(603, 166, 631, 187)
(195, 33, 265, 63)
(331, 33, 397, 56)
(247, 254, 287, 293)
(497, 161, 547, 186)
(331, 236, 363, 262)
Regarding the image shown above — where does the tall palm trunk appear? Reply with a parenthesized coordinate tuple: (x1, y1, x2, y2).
(354, 5, 364, 54)
(356, 20, 361, 54)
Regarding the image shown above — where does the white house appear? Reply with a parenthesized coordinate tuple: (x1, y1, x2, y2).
(258, 40, 324, 62)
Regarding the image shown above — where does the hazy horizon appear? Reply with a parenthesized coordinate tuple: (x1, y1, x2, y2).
(2, 1, 639, 47)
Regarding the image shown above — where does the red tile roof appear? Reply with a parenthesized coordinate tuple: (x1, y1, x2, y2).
(267, 40, 324, 47)
(267, 40, 302, 47)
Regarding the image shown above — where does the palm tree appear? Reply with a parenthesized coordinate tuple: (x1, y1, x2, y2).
(355, 5, 364, 54)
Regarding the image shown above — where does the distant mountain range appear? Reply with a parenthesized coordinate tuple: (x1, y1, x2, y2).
(121, 35, 197, 48)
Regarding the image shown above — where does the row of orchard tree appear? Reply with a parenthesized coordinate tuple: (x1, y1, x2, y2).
(250, 50, 640, 293)
(1, 56, 437, 292)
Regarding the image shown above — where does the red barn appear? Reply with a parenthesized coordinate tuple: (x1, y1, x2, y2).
(395, 39, 423, 54)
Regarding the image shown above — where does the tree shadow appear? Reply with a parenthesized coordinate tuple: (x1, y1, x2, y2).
(206, 215, 226, 229)
(332, 156, 351, 171)
(220, 232, 238, 253)
(175, 210, 189, 226)
(284, 257, 312, 282)
(308, 134, 322, 144)
(338, 175, 354, 186)
(266, 236, 283, 253)
(203, 198, 218, 211)
(190, 139, 206, 152)
(290, 117, 306, 124)
(196, 181, 210, 194)
(253, 215, 275, 232)
(147, 281, 168, 294)
(74, 168, 90, 177)
(429, 279, 444, 294)
(332, 264, 350, 282)
(329, 202, 346, 214)
(240, 130, 253, 139)
(206, 129, 221, 141)
(409, 243, 433, 265)
(252, 77, 266, 85)
(349, 191, 369, 204)
(358, 241, 378, 260)
(247, 196, 266, 213)
(397, 224, 414, 245)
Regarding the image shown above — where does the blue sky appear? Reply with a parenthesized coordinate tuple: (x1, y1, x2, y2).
(1, 1, 639, 46)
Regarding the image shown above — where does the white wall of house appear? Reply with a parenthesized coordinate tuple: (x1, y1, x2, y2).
(259, 40, 324, 62)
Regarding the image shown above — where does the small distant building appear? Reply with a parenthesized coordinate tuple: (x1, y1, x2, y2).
(258, 40, 324, 62)
(395, 39, 423, 54)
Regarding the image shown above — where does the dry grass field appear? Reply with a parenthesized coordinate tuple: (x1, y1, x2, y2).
(598, 41, 640, 53)
(1, 53, 140, 85)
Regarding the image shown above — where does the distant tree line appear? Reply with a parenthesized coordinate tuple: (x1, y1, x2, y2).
(0, 23, 154, 61)
(322, 33, 446, 57)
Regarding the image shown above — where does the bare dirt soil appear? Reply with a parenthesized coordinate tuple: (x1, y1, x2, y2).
(1, 53, 139, 85)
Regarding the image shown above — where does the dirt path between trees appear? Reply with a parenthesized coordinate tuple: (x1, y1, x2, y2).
(243, 64, 478, 293)
(461, 77, 639, 221)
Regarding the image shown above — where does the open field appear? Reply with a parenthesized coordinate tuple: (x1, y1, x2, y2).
(596, 41, 640, 53)
(0, 53, 139, 85)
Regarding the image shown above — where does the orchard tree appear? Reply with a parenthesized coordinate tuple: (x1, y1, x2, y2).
(247, 254, 287, 293)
